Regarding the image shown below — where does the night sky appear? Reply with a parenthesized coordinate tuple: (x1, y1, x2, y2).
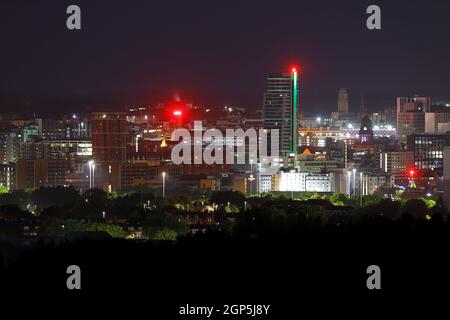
(1, 0, 450, 115)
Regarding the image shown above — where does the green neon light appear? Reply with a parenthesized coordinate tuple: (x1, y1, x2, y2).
(292, 69, 298, 153)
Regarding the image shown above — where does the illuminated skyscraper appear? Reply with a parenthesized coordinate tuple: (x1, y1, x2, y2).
(263, 68, 299, 155)
(338, 88, 349, 113)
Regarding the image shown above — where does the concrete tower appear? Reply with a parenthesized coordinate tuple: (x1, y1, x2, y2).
(338, 88, 349, 113)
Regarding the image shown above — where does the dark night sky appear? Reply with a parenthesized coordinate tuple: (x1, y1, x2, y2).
(1, 0, 450, 115)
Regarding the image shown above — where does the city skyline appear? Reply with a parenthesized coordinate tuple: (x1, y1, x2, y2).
(2, 1, 450, 305)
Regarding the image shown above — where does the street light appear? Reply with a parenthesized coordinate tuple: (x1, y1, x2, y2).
(248, 160, 255, 196)
(88, 160, 94, 189)
(248, 174, 255, 196)
(257, 162, 261, 197)
(347, 171, 352, 196)
(352, 168, 356, 196)
(162, 172, 166, 198)
(360, 171, 363, 207)
(92, 163, 96, 189)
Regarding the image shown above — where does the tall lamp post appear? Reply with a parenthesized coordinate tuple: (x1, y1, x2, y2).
(248, 160, 255, 196)
(88, 160, 94, 189)
(352, 168, 356, 196)
(257, 162, 261, 197)
(360, 171, 363, 207)
(162, 172, 166, 198)
(347, 171, 352, 196)
(92, 163, 96, 189)
(248, 175, 255, 197)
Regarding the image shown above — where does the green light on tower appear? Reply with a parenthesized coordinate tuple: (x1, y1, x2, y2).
(291, 68, 298, 154)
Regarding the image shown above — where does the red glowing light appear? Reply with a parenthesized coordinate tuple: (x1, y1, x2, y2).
(290, 65, 300, 74)
(409, 169, 415, 178)
(173, 110, 182, 116)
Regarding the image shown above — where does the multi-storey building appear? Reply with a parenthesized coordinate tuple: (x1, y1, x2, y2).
(359, 173, 395, 196)
(397, 112, 425, 143)
(396, 96, 431, 143)
(16, 158, 70, 189)
(378, 151, 414, 174)
(263, 68, 299, 155)
(92, 112, 127, 163)
(0, 163, 15, 190)
(0, 132, 20, 164)
(424, 112, 450, 134)
(92, 112, 127, 191)
(273, 171, 334, 192)
(407, 133, 449, 170)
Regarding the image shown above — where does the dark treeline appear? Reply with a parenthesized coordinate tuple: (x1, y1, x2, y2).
(1, 186, 449, 268)
(1, 187, 450, 308)
(0, 187, 447, 241)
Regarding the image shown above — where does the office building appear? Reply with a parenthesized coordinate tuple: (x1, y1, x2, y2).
(396, 96, 431, 143)
(263, 68, 299, 155)
(92, 112, 127, 163)
(92, 112, 127, 191)
(378, 151, 414, 174)
(273, 171, 334, 192)
(424, 112, 450, 134)
(407, 133, 449, 170)
(0, 163, 15, 190)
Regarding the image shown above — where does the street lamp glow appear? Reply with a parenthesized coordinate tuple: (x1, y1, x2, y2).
(88, 160, 95, 189)
(347, 171, 352, 196)
(352, 169, 356, 196)
(248, 160, 255, 196)
(162, 172, 166, 198)
(92, 164, 96, 188)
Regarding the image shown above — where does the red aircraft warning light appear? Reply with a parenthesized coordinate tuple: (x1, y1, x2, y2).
(290, 65, 301, 74)
(407, 168, 418, 189)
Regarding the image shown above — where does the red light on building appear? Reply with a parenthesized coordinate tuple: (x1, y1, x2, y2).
(407, 168, 416, 178)
(173, 110, 182, 116)
(290, 65, 300, 74)
(406, 167, 418, 189)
